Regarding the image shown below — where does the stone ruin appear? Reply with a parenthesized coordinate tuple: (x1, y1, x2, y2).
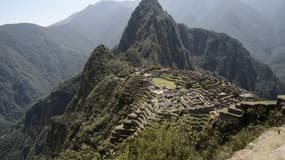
(220, 95, 285, 121)
(108, 69, 259, 145)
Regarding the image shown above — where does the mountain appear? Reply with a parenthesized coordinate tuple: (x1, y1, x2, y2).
(53, 0, 278, 59)
(181, 27, 283, 98)
(117, 0, 282, 98)
(0, 77, 80, 160)
(242, 0, 285, 85)
(0, 23, 93, 135)
(118, 0, 193, 69)
(161, 0, 285, 86)
(52, 0, 285, 85)
(161, 0, 277, 60)
(0, 0, 136, 137)
(53, 0, 138, 47)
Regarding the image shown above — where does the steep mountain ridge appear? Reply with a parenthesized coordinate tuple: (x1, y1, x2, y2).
(0, 77, 80, 160)
(118, 0, 193, 69)
(243, 0, 285, 85)
(0, 23, 92, 135)
(178, 26, 282, 98)
(162, 0, 277, 59)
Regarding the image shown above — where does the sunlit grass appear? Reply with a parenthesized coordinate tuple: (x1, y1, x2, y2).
(242, 101, 277, 105)
(153, 78, 176, 89)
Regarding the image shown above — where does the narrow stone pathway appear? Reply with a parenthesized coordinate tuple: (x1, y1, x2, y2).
(228, 126, 285, 160)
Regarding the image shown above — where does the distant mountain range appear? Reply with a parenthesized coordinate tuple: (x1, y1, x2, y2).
(53, 0, 138, 47)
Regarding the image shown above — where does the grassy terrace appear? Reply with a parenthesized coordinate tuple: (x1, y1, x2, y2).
(241, 101, 277, 106)
(278, 95, 285, 100)
(152, 77, 176, 89)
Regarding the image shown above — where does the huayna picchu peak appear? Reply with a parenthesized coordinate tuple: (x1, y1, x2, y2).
(1, 0, 285, 160)
(118, 0, 193, 69)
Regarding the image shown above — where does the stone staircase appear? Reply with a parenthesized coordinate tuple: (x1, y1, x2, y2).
(110, 103, 155, 144)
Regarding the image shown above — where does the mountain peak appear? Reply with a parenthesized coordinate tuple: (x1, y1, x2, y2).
(139, 0, 162, 9)
(78, 45, 115, 97)
(118, 0, 193, 69)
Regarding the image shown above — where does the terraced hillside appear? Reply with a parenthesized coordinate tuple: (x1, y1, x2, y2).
(220, 96, 285, 121)
(34, 55, 255, 159)
(108, 69, 250, 146)
(115, 93, 285, 160)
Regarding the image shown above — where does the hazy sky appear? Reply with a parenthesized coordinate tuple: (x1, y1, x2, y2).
(0, 0, 130, 26)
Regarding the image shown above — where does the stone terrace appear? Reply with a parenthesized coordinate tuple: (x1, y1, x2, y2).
(220, 96, 285, 120)
(108, 69, 254, 145)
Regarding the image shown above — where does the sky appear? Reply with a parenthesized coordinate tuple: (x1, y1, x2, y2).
(0, 0, 130, 26)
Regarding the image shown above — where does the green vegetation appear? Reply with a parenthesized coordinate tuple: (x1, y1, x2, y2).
(153, 78, 176, 89)
(56, 146, 117, 160)
(214, 125, 266, 159)
(242, 101, 277, 105)
(116, 108, 285, 160)
(116, 115, 213, 160)
(0, 23, 91, 135)
(116, 123, 264, 160)
(200, 79, 218, 89)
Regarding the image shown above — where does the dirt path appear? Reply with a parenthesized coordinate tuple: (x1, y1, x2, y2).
(228, 126, 285, 160)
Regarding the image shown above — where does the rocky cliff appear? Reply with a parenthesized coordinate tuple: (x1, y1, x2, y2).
(118, 0, 193, 69)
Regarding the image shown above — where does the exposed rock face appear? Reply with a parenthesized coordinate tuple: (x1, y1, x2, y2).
(118, 0, 193, 69)
(178, 26, 283, 98)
